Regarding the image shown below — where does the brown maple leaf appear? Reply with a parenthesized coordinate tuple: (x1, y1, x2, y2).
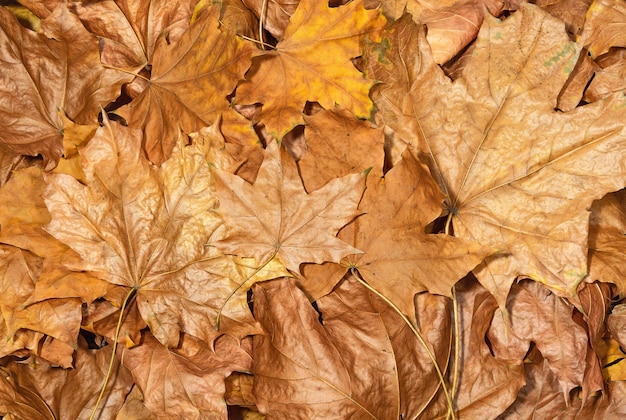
(365, 5, 626, 308)
(212, 140, 365, 274)
(122, 332, 252, 418)
(582, 0, 626, 58)
(116, 4, 256, 165)
(588, 190, 626, 296)
(0, 335, 133, 419)
(43, 117, 285, 347)
(69, 0, 196, 73)
(0, 5, 132, 169)
(302, 148, 488, 318)
(251, 278, 398, 419)
(234, 0, 387, 139)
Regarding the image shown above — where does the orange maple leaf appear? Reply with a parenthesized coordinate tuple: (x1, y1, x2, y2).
(234, 0, 387, 138)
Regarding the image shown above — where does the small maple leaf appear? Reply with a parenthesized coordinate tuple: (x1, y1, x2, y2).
(117, 5, 257, 165)
(212, 140, 365, 274)
(366, 5, 626, 308)
(234, 0, 387, 139)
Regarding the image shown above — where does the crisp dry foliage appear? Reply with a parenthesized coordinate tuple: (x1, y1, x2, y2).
(1, 0, 626, 418)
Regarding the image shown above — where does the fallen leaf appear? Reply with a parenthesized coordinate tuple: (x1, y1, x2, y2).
(582, 0, 626, 58)
(0, 5, 132, 168)
(492, 280, 590, 394)
(421, 276, 524, 419)
(122, 332, 253, 418)
(235, 0, 386, 138)
(584, 49, 626, 102)
(242, 0, 298, 40)
(0, 336, 133, 419)
(535, 0, 592, 35)
(212, 140, 365, 274)
(69, 0, 197, 72)
(252, 278, 399, 419)
(117, 5, 256, 165)
(43, 116, 281, 347)
(588, 190, 626, 296)
(365, 5, 626, 309)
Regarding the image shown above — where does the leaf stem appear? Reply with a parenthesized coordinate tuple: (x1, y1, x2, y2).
(89, 287, 136, 420)
(259, 0, 268, 51)
(350, 268, 456, 420)
(448, 285, 460, 420)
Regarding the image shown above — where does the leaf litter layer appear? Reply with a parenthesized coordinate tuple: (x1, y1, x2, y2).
(2, 0, 626, 418)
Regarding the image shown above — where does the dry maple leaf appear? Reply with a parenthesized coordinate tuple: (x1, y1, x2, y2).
(43, 117, 285, 347)
(420, 277, 524, 419)
(242, 0, 298, 40)
(69, 0, 197, 73)
(582, 0, 626, 58)
(0, 5, 132, 169)
(0, 336, 133, 419)
(488, 281, 592, 394)
(302, 148, 489, 318)
(122, 332, 252, 418)
(212, 140, 365, 274)
(588, 190, 626, 296)
(234, 0, 386, 139)
(365, 5, 626, 309)
(117, 4, 256, 165)
(251, 278, 398, 419)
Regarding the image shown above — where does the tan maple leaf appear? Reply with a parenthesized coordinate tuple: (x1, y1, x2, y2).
(365, 5, 626, 308)
(212, 140, 365, 274)
(234, 0, 387, 139)
(43, 117, 286, 347)
(122, 332, 252, 418)
(116, 5, 257, 165)
(0, 5, 132, 169)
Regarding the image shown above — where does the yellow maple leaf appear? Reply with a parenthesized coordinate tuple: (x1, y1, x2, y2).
(235, 0, 386, 139)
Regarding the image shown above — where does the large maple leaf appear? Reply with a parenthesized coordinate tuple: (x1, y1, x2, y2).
(116, 4, 257, 165)
(212, 140, 365, 274)
(234, 0, 387, 139)
(365, 4, 626, 307)
(43, 117, 285, 347)
(0, 5, 132, 169)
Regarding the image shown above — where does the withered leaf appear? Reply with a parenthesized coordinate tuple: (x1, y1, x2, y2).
(0, 336, 133, 419)
(122, 332, 253, 419)
(252, 278, 398, 419)
(366, 4, 626, 309)
(43, 117, 283, 347)
(0, 5, 132, 169)
(588, 190, 626, 296)
(235, 0, 386, 138)
(582, 0, 626, 58)
(303, 149, 488, 318)
(242, 0, 298, 40)
(212, 140, 365, 274)
(117, 5, 256, 165)
(489, 281, 590, 394)
(69, 0, 197, 72)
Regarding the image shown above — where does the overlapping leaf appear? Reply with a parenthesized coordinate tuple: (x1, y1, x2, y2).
(235, 0, 386, 138)
(43, 117, 285, 347)
(117, 5, 256, 164)
(212, 140, 365, 274)
(0, 5, 132, 168)
(366, 4, 626, 308)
